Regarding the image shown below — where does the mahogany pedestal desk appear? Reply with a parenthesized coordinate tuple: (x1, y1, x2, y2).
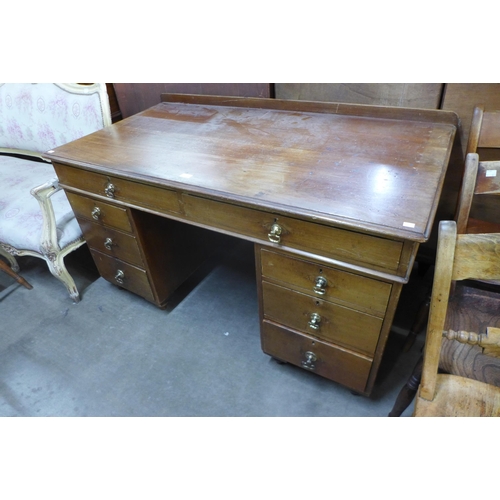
(45, 94, 458, 396)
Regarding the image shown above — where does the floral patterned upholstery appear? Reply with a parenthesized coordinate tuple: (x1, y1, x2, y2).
(0, 83, 107, 153)
(0, 83, 112, 302)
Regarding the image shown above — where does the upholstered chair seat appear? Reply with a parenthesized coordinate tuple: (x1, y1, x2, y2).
(0, 156, 81, 251)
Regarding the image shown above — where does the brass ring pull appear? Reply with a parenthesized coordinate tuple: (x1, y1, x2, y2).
(301, 351, 317, 371)
(104, 238, 114, 250)
(91, 207, 101, 220)
(104, 182, 115, 198)
(313, 276, 328, 295)
(268, 223, 282, 244)
(308, 313, 321, 330)
(115, 270, 124, 284)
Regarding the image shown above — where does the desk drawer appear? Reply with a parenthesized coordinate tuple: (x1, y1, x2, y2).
(261, 320, 372, 393)
(54, 163, 181, 215)
(259, 248, 391, 316)
(183, 194, 403, 273)
(90, 249, 155, 303)
(66, 192, 133, 233)
(262, 281, 383, 356)
(79, 220, 144, 267)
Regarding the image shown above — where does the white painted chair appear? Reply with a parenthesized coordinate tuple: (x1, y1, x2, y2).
(0, 83, 112, 301)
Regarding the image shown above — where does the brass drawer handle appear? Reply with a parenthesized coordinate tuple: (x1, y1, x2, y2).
(301, 351, 317, 371)
(268, 223, 282, 244)
(104, 238, 114, 250)
(308, 312, 321, 330)
(313, 276, 328, 295)
(115, 270, 125, 284)
(91, 207, 101, 220)
(104, 182, 115, 198)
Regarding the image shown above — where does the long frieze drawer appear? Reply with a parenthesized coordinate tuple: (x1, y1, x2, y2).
(261, 320, 372, 394)
(90, 250, 155, 303)
(53, 163, 181, 215)
(262, 281, 383, 356)
(66, 192, 133, 232)
(183, 194, 403, 273)
(259, 247, 391, 317)
(79, 219, 144, 267)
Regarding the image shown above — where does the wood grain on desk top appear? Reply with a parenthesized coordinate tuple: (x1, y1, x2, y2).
(45, 97, 457, 242)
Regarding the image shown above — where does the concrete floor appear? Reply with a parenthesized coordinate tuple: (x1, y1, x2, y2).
(0, 239, 426, 417)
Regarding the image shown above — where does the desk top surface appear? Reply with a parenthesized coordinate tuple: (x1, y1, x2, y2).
(46, 95, 457, 241)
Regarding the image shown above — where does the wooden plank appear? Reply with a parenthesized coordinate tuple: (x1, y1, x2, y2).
(478, 111, 500, 148)
(113, 83, 272, 118)
(161, 93, 458, 125)
(275, 83, 444, 109)
(441, 83, 500, 157)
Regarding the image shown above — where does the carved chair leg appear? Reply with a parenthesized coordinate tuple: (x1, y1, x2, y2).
(44, 253, 80, 302)
(388, 355, 423, 417)
(0, 259, 33, 289)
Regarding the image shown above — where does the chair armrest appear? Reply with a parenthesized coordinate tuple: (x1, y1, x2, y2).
(30, 178, 63, 256)
(0, 147, 52, 162)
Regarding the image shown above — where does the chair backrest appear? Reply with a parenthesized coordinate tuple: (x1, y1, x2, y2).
(0, 83, 112, 158)
(419, 220, 500, 401)
(455, 105, 500, 234)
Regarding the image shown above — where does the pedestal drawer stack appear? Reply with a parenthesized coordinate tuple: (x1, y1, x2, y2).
(66, 192, 157, 303)
(256, 246, 394, 394)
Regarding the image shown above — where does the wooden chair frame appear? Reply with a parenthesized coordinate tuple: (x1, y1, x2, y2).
(389, 105, 500, 415)
(414, 220, 500, 416)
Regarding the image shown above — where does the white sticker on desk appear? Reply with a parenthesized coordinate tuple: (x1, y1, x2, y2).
(486, 170, 497, 177)
(180, 173, 193, 179)
(403, 222, 416, 228)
